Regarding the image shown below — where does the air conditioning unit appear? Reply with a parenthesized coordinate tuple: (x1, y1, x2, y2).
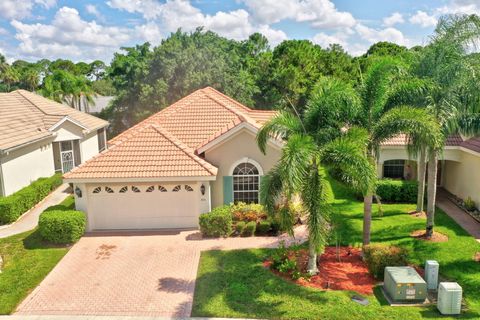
(425, 260, 439, 290)
(384, 266, 427, 303)
(437, 282, 462, 315)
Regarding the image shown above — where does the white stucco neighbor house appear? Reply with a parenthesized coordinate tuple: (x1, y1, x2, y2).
(64, 87, 281, 231)
(0, 90, 109, 197)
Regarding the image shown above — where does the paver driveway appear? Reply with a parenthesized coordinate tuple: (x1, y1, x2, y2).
(16, 227, 307, 317)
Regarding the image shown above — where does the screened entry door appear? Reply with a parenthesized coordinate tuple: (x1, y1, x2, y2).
(60, 141, 75, 173)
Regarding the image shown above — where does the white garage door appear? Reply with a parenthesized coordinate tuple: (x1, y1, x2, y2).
(88, 183, 199, 230)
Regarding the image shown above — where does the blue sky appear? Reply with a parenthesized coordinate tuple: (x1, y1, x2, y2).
(0, 0, 478, 63)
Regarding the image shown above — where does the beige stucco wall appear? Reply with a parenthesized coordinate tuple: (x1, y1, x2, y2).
(443, 151, 480, 207)
(204, 129, 281, 208)
(0, 139, 55, 196)
(80, 131, 99, 163)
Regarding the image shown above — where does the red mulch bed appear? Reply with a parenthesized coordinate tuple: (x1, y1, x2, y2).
(265, 247, 376, 295)
(410, 229, 449, 242)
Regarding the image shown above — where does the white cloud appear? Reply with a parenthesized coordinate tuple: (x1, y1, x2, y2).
(410, 11, 437, 28)
(312, 32, 347, 48)
(0, 0, 56, 19)
(355, 24, 411, 47)
(437, 0, 480, 15)
(134, 22, 162, 45)
(108, 0, 287, 44)
(11, 6, 131, 61)
(383, 12, 404, 27)
(243, 0, 356, 29)
(85, 4, 104, 21)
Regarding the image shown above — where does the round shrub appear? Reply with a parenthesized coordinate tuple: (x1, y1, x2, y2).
(39, 210, 86, 244)
(256, 221, 271, 235)
(199, 205, 233, 237)
(243, 221, 256, 237)
(363, 243, 408, 279)
(376, 179, 418, 203)
(235, 221, 246, 235)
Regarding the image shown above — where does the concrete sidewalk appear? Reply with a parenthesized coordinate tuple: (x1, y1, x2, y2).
(0, 316, 256, 320)
(0, 184, 71, 238)
(436, 189, 480, 242)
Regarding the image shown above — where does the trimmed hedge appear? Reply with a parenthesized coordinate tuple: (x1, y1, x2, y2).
(235, 221, 246, 235)
(199, 205, 233, 237)
(363, 243, 408, 279)
(0, 173, 63, 225)
(39, 209, 86, 244)
(376, 179, 418, 203)
(256, 221, 271, 235)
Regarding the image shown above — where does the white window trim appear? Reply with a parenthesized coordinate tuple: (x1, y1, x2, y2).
(229, 157, 264, 176)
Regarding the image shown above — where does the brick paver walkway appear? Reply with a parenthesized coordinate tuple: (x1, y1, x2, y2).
(16, 226, 307, 317)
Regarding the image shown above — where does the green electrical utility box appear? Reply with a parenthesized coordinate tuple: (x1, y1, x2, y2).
(384, 266, 427, 303)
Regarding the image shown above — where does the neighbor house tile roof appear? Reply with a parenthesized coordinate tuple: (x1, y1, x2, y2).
(64, 124, 217, 179)
(382, 134, 464, 147)
(0, 90, 108, 151)
(461, 137, 480, 153)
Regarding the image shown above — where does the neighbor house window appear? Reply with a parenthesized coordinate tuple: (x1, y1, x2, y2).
(98, 128, 106, 152)
(233, 162, 260, 203)
(383, 160, 405, 179)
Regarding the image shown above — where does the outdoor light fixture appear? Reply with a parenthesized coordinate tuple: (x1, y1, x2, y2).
(200, 184, 206, 195)
(74, 186, 82, 198)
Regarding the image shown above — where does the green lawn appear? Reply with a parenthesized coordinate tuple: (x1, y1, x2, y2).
(0, 195, 73, 314)
(192, 180, 480, 319)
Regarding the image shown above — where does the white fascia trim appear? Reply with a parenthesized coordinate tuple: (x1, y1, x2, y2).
(49, 116, 88, 132)
(63, 175, 217, 184)
(380, 145, 480, 158)
(197, 122, 283, 154)
(459, 146, 480, 157)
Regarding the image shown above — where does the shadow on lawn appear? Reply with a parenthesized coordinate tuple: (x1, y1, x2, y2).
(192, 249, 328, 319)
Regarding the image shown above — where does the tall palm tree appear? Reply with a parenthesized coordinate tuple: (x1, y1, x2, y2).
(400, 14, 480, 238)
(303, 60, 442, 245)
(257, 111, 376, 274)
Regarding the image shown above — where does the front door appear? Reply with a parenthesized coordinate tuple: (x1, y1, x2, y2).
(60, 141, 75, 173)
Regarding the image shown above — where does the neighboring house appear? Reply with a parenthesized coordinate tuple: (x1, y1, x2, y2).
(380, 134, 480, 207)
(0, 90, 109, 197)
(64, 87, 281, 231)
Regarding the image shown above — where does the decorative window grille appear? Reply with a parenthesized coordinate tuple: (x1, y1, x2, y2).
(185, 185, 194, 192)
(172, 185, 181, 192)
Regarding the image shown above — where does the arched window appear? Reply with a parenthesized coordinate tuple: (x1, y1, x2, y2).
(172, 185, 181, 192)
(131, 186, 141, 193)
(233, 162, 260, 203)
(119, 186, 128, 193)
(159, 185, 167, 192)
(185, 185, 194, 192)
(105, 187, 114, 193)
(92, 187, 102, 194)
(146, 186, 155, 192)
(383, 160, 405, 179)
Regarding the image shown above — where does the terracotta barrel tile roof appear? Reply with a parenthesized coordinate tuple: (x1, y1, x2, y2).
(461, 137, 480, 153)
(64, 125, 217, 180)
(381, 133, 464, 147)
(0, 90, 108, 151)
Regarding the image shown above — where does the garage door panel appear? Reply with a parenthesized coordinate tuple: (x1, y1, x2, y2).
(88, 184, 199, 230)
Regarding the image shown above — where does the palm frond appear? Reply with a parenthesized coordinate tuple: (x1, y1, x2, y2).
(256, 111, 303, 154)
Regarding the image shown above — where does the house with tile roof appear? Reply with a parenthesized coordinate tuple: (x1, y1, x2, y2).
(0, 90, 109, 196)
(64, 87, 281, 230)
(379, 133, 480, 207)
(63, 86, 480, 231)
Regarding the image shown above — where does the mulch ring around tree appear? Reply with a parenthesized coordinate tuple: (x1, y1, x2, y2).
(410, 229, 449, 242)
(265, 247, 376, 295)
(408, 210, 427, 218)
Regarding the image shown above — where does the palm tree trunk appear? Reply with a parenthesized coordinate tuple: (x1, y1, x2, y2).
(363, 194, 373, 245)
(307, 241, 319, 275)
(416, 147, 427, 213)
(426, 152, 437, 238)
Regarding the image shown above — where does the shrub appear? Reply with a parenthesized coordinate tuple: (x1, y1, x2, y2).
(363, 244, 409, 279)
(231, 202, 266, 222)
(243, 221, 256, 237)
(39, 209, 86, 244)
(269, 218, 281, 235)
(199, 205, 233, 237)
(256, 221, 271, 235)
(235, 221, 246, 235)
(376, 179, 418, 203)
(464, 197, 476, 211)
(0, 173, 62, 225)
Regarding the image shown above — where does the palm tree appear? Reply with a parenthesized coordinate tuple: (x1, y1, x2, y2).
(400, 14, 480, 238)
(257, 111, 376, 274)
